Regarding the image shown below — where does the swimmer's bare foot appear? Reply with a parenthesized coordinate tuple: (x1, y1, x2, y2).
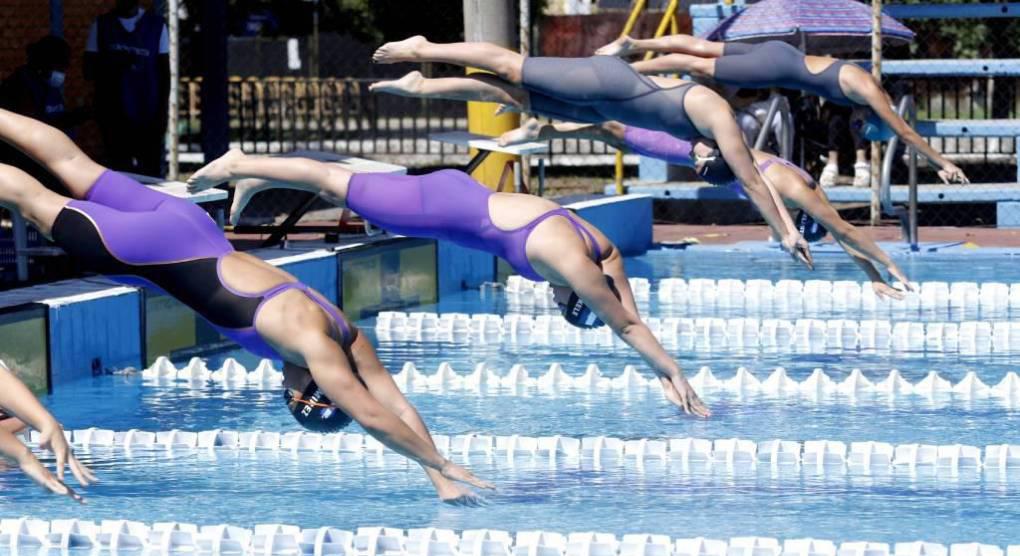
(187, 148, 245, 192)
(373, 35, 428, 64)
(595, 35, 635, 57)
(499, 118, 543, 147)
(369, 71, 426, 97)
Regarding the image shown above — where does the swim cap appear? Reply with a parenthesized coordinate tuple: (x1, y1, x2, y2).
(853, 110, 895, 142)
(284, 380, 354, 433)
(695, 149, 737, 186)
(557, 275, 621, 329)
(796, 210, 828, 243)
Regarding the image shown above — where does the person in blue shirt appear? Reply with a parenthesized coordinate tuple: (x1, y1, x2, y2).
(84, 0, 170, 176)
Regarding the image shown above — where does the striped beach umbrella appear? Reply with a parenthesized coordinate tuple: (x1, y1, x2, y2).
(704, 0, 915, 54)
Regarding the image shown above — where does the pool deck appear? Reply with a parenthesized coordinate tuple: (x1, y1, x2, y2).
(655, 224, 1020, 253)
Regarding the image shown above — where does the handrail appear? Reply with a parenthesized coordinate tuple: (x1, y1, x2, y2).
(614, 0, 679, 194)
(753, 94, 794, 160)
(879, 94, 919, 249)
(879, 94, 913, 213)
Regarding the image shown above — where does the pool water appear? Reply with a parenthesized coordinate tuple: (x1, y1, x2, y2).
(3, 248, 1019, 545)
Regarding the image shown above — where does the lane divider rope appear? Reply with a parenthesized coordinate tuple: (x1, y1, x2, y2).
(376, 311, 1020, 354)
(0, 520, 1012, 556)
(138, 358, 1020, 407)
(26, 428, 1020, 473)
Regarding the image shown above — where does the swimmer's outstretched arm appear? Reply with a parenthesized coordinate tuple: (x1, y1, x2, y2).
(595, 34, 725, 58)
(846, 75, 969, 184)
(272, 328, 493, 491)
(349, 337, 485, 506)
(796, 186, 913, 295)
(684, 87, 813, 267)
(0, 363, 96, 503)
(543, 254, 710, 417)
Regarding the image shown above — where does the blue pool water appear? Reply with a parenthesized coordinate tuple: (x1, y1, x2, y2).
(3, 248, 1020, 545)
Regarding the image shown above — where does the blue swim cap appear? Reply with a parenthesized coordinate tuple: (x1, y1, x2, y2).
(284, 380, 354, 433)
(854, 110, 895, 142)
(558, 275, 621, 329)
(796, 210, 828, 243)
(695, 149, 737, 186)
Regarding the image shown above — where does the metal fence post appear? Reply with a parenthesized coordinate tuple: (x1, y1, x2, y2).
(870, 0, 883, 226)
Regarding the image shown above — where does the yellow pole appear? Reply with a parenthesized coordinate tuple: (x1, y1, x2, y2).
(614, 0, 649, 195)
(464, 0, 519, 190)
(616, 0, 679, 195)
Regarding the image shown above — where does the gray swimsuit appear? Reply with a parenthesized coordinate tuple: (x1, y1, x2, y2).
(522, 55, 701, 139)
(714, 41, 853, 106)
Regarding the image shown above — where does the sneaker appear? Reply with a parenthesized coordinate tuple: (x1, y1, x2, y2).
(819, 163, 838, 187)
(853, 162, 871, 188)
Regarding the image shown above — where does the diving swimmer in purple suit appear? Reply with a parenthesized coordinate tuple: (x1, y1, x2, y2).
(186, 150, 712, 418)
(368, 35, 814, 267)
(0, 109, 491, 505)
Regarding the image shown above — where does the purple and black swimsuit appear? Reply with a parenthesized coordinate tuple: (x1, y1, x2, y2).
(346, 169, 602, 282)
(50, 171, 353, 360)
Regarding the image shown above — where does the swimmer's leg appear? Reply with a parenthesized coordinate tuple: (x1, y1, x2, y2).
(597, 34, 727, 58)
(188, 152, 353, 225)
(370, 72, 529, 109)
(0, 163, 71, 238)
(630, 53, 716, 79)
(373, 36, 525, 83)
(501, 119, 626, 149)
(0, 109, 105, 200)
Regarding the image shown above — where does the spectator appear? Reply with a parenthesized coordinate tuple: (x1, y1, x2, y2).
(84, 0, 170, 176)
(819, 103, 870, 188)
(0, 36, 86, 131)
(0, 36, 86, 193)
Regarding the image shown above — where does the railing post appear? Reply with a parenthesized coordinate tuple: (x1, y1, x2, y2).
(753, 95, 781, 151)
(908, 99, 919, 249)
(166, 0, 179, 180)
(869, 0, 883, 225)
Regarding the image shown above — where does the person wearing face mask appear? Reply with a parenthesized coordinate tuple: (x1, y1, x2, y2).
(0, 36, 79, 130)
(0, 36, 88, 193)
(84, 0, 170, 176)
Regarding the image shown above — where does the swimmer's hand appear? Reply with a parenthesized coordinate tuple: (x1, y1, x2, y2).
(38, 424, 97, 491)
(437, 484, 488, 507)
(887, 266, 915, 293)
(937, 163, 969, 185)
(781, 234, 814, 270)
(17, 452, 85, 504)
(872, 281, 905, 300)
(659, 375, 711, 418)
(440, 460, 495, 491)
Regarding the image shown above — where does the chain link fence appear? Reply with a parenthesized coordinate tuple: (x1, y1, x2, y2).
(875, 1, 1019, 229)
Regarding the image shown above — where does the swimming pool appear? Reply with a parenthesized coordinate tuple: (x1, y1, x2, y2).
(3, 248, 1019, 550)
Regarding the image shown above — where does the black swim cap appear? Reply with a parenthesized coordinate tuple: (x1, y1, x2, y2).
(695, 149, 737, 186)
(557, 275, 621, 329)
(796, 210, 828, 243)
(284, 380, 354, 433)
